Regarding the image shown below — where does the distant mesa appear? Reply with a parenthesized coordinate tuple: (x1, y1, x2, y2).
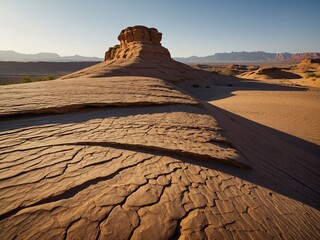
(104, 26, 170, 61)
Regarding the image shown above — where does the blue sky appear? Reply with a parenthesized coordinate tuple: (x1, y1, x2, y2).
(1, 0, 319, 57)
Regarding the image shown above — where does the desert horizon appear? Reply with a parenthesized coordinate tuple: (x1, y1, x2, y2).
(0, 0, 319, 239)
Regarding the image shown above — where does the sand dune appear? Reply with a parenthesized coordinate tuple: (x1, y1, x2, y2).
(0, 26, 319, 239)
(238, 66, 302, 79)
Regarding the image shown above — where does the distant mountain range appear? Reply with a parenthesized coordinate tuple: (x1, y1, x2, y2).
(174, 51, 320, 63)
(2, 50, 319, 63)
(0, 50, 103, 62)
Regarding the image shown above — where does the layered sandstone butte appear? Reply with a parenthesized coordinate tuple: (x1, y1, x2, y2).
(61, 25, 215, 82)
(104, 26, 170, 61)
(0, 26, 319, 240)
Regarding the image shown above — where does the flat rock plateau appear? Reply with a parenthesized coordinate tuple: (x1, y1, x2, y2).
(0, 26, 319, 240)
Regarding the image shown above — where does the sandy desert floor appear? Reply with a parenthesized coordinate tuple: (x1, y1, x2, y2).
(179, 78, 320, 145)
(212, 89, 320, 144)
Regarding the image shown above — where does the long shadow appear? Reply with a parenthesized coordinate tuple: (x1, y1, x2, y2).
(177, 76, 320, 209)
(177, 74, 308, 102)
(200, 103, 320, 211)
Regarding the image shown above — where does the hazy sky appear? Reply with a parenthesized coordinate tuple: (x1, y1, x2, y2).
(1, 0, 319, 57)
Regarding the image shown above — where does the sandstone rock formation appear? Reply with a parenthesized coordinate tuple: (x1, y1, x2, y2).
(62, 26, 214, 83)
(0, 26, 319, 239)
(294, 58, 320, 71)
(104, 26, 170, 61)
(289, 52, 320, 62)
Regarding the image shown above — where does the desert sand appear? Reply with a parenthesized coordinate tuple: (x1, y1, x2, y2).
(180, 78, 320, 145)
(0, 26, 319, 239)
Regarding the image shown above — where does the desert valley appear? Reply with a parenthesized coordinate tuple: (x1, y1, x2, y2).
(0, 24, 319, 240)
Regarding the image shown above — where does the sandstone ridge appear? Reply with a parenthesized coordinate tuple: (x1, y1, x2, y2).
(104, 26, 171, 61)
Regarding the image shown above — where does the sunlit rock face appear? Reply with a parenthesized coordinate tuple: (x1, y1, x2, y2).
(118, 26, 162, 45)
(104, 26, 171, 61)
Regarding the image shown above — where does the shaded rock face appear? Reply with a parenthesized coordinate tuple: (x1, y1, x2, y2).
(104, 26, 170, 61)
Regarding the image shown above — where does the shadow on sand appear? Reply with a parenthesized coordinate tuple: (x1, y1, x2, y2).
(202, 104, 320, 211)
(177, 74, 308, 102)
(177, 76, 320, 210)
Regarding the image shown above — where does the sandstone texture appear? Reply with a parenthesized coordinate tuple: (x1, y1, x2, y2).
(105, 26, 169, 61)
(0, 26, 319, 239)
(0, 77, 198, 116)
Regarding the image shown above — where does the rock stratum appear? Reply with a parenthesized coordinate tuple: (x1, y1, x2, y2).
(104, 26, 169, 61)
(0, 26, 319, 239)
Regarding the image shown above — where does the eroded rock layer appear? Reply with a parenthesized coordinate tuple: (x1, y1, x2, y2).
(0, 76, 198, 116)
(105, 26, 169, 61)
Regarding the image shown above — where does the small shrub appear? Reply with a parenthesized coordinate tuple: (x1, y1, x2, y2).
(20, 74, 56, 83)
(43, 74, 55, 81)
(21, 77, 32, 83)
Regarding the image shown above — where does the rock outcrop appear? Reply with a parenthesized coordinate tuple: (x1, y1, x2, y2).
(104, 26, 170, 61)
(62, 25, 215, 83)
(294, 58, 320, 71)
(118, 26, 162, 46)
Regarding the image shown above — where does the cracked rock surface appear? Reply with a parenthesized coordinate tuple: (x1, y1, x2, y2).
(0, 75, 319, 239)
(1, 24, 319, 239)
(0, 76, 198, 116)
